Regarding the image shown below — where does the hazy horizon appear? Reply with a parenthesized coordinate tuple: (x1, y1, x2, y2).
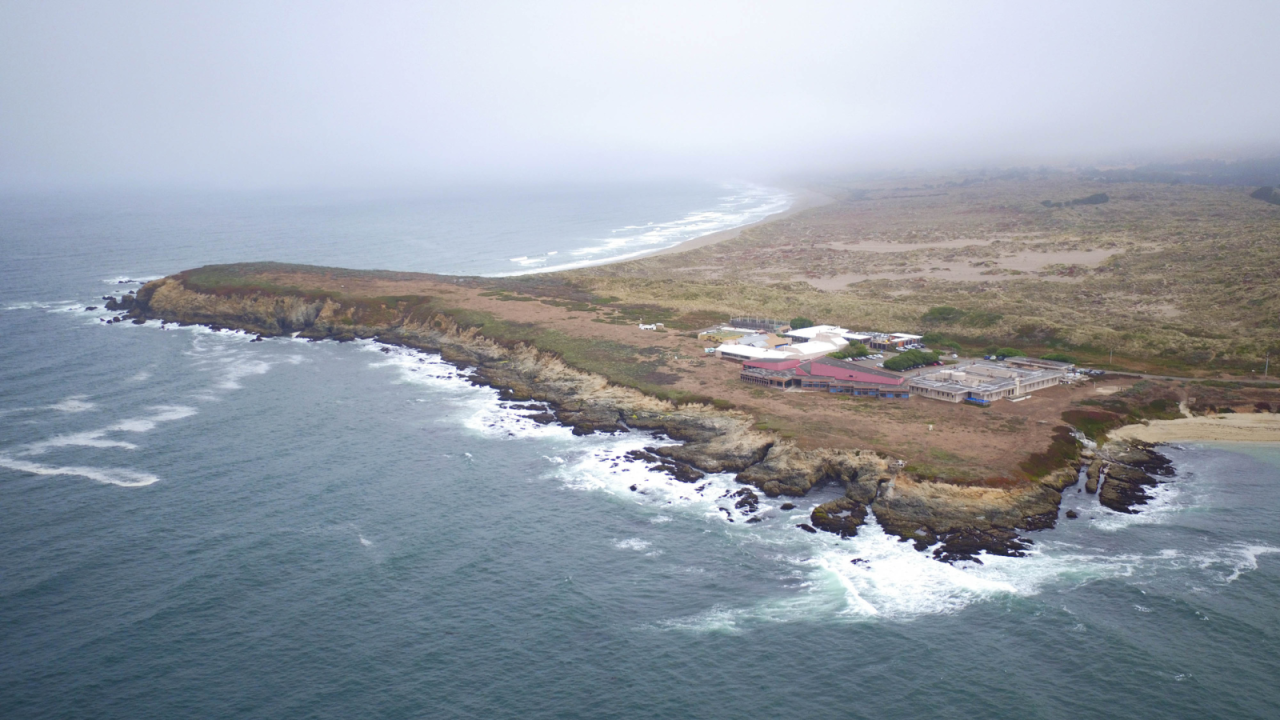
(2, 1, 1278, 191)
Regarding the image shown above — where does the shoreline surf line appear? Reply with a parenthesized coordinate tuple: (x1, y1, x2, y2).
(647, 186, 833, 259)
(490, 184, 828, 277)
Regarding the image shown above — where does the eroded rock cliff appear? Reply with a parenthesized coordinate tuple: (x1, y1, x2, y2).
(126, 274, 1079, 562)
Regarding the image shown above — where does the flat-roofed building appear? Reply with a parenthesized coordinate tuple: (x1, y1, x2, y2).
(718, 332, 848, 362)
(782, 324, 849, 342)
(908, 361, 1065, 404)
(1006, 356, 1076, 372)
(865, 332, 924, 351)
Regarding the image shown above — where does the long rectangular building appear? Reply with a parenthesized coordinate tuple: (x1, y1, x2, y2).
(908, 361, 1064, 404)
(740, 356, 911, 399)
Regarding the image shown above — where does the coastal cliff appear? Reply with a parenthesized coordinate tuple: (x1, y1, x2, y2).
(123, 270, 1082, 562)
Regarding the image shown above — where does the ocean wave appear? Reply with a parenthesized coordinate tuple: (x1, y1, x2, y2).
(48, 396, 96, 413)
(18, 405, 198, 456)
(353, 339, 1273, 624)
(491, 183, 792, 276)
(0, 455, 161, 487)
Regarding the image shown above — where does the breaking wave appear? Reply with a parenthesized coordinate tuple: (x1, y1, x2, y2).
(492, 183, 791, 275)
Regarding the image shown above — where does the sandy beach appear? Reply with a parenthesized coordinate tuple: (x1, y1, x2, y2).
(1112, 413, 1280, 444)
(650, 187, 834, 257)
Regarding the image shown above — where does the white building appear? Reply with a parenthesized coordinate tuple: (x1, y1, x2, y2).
(783, 325, 849, 342)
(718, 332, 848, 362)
(908, 361, 1065, 404)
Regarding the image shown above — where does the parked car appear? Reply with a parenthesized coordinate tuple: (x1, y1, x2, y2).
(875, 363, 884, 368)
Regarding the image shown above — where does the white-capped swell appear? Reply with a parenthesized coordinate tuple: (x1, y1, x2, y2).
(48, 396, 95, 413)
(0, 456, 161, 487)
(18, 405, 197, 456)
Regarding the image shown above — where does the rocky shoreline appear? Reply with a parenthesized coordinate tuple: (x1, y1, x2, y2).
(105, 273, 1158, 563)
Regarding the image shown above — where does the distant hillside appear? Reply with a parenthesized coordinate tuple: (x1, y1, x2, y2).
(1080, 157, 1280, 186)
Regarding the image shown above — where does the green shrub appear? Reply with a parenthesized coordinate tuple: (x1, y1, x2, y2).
(964, 311, 1004, 328)
(921, 306, 966, 323)
(789, 316, 814, 330)
(884, 348, 939, 371)
(995, 347, 1026, 358)
(1041, 352, 1076, 363)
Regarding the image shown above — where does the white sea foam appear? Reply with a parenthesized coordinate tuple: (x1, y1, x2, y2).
(3, 300, 79, 312)
(48, 396, 95, 413)
(352, 337, 1273, 624)
(362, 341, 576, 441)
(0, 455, 161, 487)
(183, 332, 303, 394)
(1089, 471, 1186, 532)
(19, 405, 198, 456)
(491, 183, 792, 276)
(102, 275, 161, 285)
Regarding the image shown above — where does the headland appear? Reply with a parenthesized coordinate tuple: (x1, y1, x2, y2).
(100, 163, 1280, 561)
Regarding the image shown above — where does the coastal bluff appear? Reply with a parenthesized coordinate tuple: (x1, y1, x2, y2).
(120, 263, 1089, 562)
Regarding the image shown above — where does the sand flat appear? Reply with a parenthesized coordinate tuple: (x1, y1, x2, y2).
(1112, 413, 1280, 443)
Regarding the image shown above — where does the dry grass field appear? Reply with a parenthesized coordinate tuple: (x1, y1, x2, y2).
(562, 171, 1280, 376)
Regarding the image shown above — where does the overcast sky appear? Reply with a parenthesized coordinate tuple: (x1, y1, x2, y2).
(2, 0, 1278, 189)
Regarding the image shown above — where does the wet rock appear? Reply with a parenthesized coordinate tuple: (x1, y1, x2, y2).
(1065, 509, 1079, 519)
(1085, 458, 1102, 493)
(526, 412, 556, 425)
(931, 527, 1032, 564)
(780, 503, 796, 511)
(1098, 463, 1159, 513)
(1111, 442, 1175, 477)
(797, 523, 817, 534)
(629, 485, 638, 492)
(85, 306, 98, 311)
(745, 516, 763, 524)
(624, 448, 704, 483)
(809, 497, 868, 538)
(731, 488, 760, 514)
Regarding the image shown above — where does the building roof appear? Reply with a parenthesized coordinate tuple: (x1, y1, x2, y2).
(784, 325, 849, 340)
(784, 338, 848, 356)
(807, 356, 902, 379)
(717, 344, 790, 360)
(908, 361, 1064, 396)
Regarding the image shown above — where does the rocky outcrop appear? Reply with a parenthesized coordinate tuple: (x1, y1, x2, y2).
(118, 273, 1088, 563)
(733, 444, 888, 500)
(872, 474, 1063, 562)
(1095, 441, 1173, 513)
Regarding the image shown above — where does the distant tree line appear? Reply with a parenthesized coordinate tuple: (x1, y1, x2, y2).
(1041, 193, 1109, 208)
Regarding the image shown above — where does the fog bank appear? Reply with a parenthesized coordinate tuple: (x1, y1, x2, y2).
(2, 1, 1278, 189)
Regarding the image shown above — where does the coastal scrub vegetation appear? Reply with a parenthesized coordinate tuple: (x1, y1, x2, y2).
(565, 169, 1280, 378)
(883, 349, 939, 371)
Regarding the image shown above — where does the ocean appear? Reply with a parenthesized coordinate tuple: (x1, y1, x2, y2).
(2, 182, 1279, 719)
